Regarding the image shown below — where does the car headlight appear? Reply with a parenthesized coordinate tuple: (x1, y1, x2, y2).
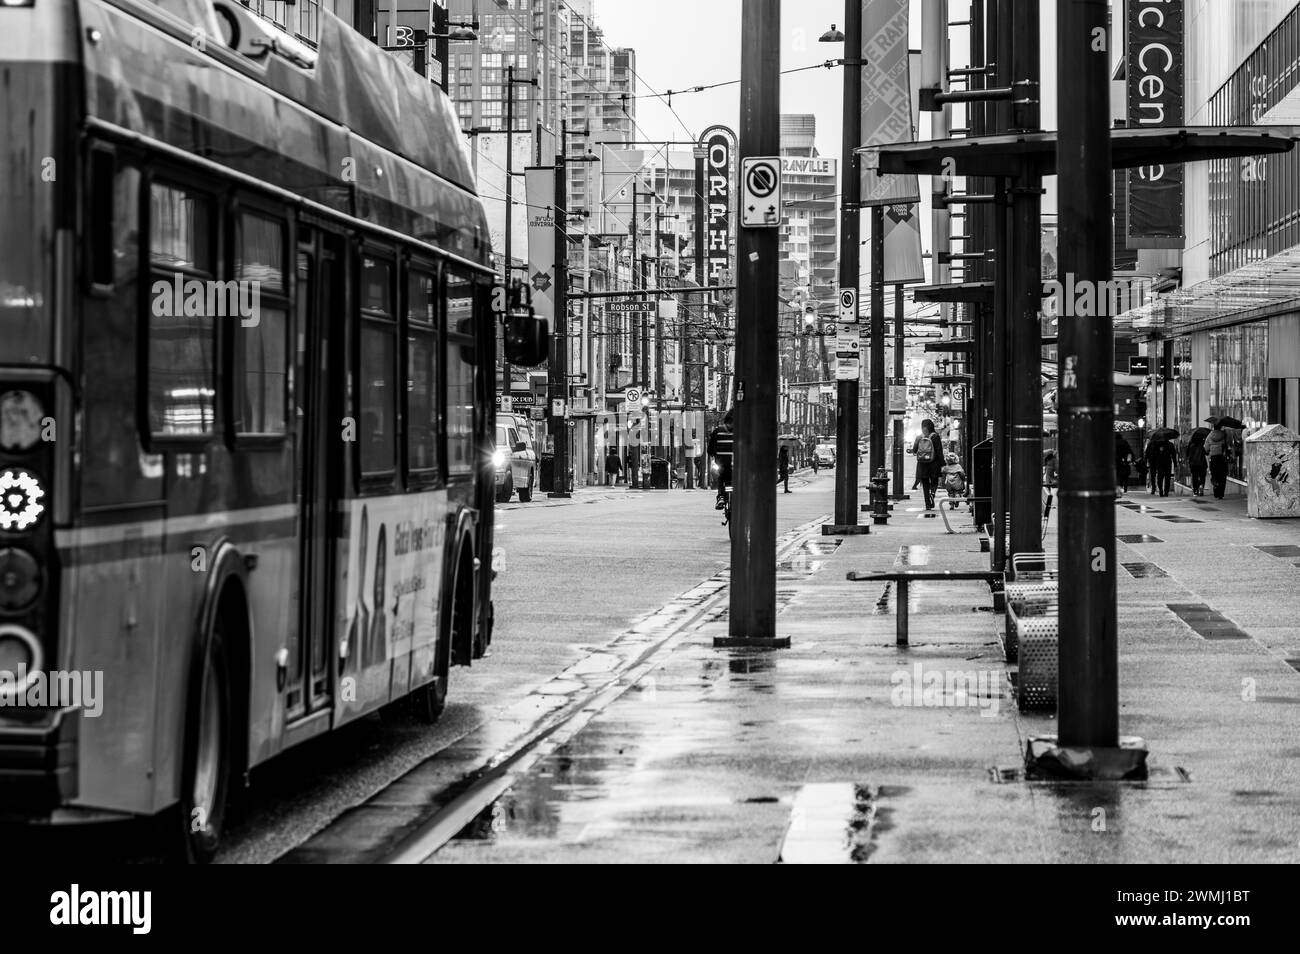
(491, 449, 506, 468)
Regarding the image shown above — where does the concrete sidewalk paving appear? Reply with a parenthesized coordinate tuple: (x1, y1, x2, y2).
(436, 493, 1300, 864)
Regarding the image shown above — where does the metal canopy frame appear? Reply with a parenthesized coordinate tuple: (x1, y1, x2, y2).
(865, 126, 1297, 178)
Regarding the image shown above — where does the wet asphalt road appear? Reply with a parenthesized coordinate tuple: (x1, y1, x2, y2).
(205, 473, 830, 862)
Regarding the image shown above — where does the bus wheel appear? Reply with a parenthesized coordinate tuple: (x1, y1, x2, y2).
(165, 610, 233, 863)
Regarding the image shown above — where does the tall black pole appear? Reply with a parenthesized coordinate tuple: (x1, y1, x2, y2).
(549, 117, 571, 498)
(1008, 2, 1042, 560)
(721, 0, 783, 647)
(502, 65, 515, 402)
(832, 0, 864, 532)
(989, 0, 1008, 570)
(629, 186, 640, 488)
(870, 206, 885, 482)
(1056, 0, 1118, 748)
(892, 284, 905, 498)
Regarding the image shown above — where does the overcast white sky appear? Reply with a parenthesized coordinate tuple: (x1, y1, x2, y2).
(593, 0, 852, 157)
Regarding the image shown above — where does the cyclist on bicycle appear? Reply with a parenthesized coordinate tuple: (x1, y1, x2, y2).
(707, 408, 735, 510)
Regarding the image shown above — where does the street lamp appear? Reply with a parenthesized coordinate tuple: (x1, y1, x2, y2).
(432, 22, 479, 41)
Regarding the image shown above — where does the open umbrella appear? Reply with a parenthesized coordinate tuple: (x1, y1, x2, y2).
(1151, 426, 1179, 441)
(1205, 415, 1247, 430)
(1189, 426, 1210, 444)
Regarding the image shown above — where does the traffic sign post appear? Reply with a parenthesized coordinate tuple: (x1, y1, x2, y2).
(839, 288, 857, 323)
(740, 157, 782, 228)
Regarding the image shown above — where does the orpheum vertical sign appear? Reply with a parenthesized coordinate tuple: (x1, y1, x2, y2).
(700, 125, 734, 287)
(1126, 0, 1184, 248)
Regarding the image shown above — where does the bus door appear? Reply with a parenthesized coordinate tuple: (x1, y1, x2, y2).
(291, 227, 343, 718)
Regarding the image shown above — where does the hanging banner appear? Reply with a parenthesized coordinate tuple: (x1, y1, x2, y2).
(475, 133, 531, 269)
(524, 167, 556, 326)
(860, 0, 921, 206)
(1126, 0, 1184, 247)
(883, 203, 925, 284)
(699, 125, 735, 288)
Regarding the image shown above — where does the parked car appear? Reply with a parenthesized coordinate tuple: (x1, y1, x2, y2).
(815, 443, 836, 467)
(493, 413, 539, 502)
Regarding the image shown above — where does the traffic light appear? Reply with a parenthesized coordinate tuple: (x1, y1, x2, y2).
(802, 304, 816, 334)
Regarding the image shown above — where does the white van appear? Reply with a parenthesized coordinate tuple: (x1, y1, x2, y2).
(493, 413, 539, 502)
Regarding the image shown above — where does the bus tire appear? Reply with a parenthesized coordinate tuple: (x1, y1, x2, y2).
(163, 605, 234, 863)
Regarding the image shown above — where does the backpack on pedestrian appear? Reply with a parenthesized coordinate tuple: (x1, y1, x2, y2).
(917, 433, 936, 463)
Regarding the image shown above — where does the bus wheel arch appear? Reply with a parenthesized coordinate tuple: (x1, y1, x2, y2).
(446, 527, 478, 666)
(168, 544, 251, 862)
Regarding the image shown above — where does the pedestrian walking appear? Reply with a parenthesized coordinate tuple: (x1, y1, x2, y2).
(1187, 429, 1208, 496)
(1114, 434, 1133, 494)
(1145, 433, 1176, 496)
(940, 452, 966, 502)
(605, 446, 623, 486)
(778, 444, 791, 493)
(911, 418, 942, 512)
(1205, 418, 1230, 499)
(811, 453, 819, 475)
(706, 409, 735, 509)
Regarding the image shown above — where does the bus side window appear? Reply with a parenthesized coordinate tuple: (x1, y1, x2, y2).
(359, 255, 396, 478)
(234, 211, 289, 437)
(406, 265, 439, 477)
(445, 269, 476, 476)
(146, 181, 217, 439)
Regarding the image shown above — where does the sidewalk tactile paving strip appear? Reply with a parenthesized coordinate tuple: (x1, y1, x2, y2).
(1122, 562, 1168, 578)
(1166, 603, 1250, 640)
(1256, 545, 1300, 559)
(1118, 534, 1164, 544)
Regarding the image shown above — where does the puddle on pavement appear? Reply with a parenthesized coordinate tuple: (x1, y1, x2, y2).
(779, 782, 881, 863)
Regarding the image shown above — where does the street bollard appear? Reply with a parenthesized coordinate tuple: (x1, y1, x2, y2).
(869, 468, 890, 525)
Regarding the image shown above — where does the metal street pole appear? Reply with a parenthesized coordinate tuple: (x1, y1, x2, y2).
(828, 0, 867, 534)
(1056, 0, 1118, 750)
(870, 204, 886, 485)
(989, 0, 1008, 570)
(502, 65, 515, 402)
(720, 0, 784, 648)
(548, 118, 571, 498)
(1008, 1, 1042, 560)
(892, 284, 906, 499)
(629, 185, 641, 488)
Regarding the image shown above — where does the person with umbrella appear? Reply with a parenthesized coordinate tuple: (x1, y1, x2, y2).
(1205, 417, 1232, 499)
(1145, 427, 1178, 497)
(1114, 433, 1134, 495)
(1186, 425, 1210, 496)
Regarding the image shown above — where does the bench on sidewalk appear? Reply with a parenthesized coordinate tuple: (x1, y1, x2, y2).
(846, 545, 1002, 646)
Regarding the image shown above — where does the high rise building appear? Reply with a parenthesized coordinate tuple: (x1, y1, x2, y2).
(566, 0, 637, 218)
(446, 0, 570, 156)
(780, 115, 838, 306)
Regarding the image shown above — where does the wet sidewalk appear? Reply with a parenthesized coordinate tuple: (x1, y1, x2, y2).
(433, 492, 1300, 864)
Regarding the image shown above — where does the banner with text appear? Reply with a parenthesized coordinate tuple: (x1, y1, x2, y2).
(475, 133, 531, 270)
(1126, 0, 1184, 247)
(860, 0, 921, 206)
(524, 167, 556, 326)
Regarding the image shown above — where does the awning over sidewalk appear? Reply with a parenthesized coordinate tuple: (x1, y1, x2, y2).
(1123, 241, 1300, 337)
